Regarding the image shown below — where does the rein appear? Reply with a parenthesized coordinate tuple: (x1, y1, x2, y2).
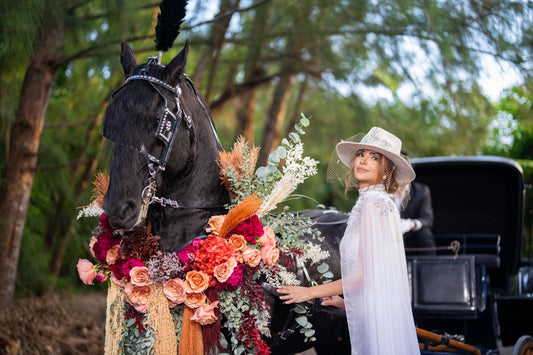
(108, 59, 225, 226)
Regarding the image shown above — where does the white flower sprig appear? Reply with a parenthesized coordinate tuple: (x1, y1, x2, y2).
(257, 114, 318, 217)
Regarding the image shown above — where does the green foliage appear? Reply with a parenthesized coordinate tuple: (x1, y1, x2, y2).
(3, 0, 533, 300)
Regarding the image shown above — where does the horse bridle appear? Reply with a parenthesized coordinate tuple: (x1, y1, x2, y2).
(108, 57, 223, 227)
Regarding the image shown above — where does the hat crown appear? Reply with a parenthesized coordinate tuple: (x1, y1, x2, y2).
(360, 127, 402, 155)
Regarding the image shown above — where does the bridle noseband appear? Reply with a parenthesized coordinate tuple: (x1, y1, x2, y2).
(107, 57, 223, 227)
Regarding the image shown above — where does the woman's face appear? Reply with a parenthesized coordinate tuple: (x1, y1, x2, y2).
(352, 149, 385, 188)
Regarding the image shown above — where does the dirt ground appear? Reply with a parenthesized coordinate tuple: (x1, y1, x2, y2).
(0, 292, 107, 355)
(0, 292, 323, 355)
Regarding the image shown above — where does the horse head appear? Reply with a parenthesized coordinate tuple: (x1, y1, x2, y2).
(102, 42, 230, 251)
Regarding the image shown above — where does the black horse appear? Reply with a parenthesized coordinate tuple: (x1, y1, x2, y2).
(102, 42, 350, 354)
(102, 41, 230, 251)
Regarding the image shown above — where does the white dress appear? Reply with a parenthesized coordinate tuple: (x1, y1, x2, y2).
(340, 184, 419, 354)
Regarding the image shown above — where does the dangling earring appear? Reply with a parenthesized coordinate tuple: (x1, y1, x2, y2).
(383, 176, 387, 180)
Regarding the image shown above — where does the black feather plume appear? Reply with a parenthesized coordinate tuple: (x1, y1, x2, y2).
(155, 0, 188, 52)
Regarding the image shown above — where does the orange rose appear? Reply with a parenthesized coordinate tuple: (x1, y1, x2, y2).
(190, 301, 219, 325)
(124, 283, 151, 313)
(242, 248, 261, 267)
(228, 234, 247, 252)
(259, 226, 276, 247)
(214, 257, 237, 283)
(105, 244, 121, 264)
(77, 259, 96, 285)
(184, 270, 209, 293)
(261, 245, 280, 266)
(184, 292, 207, 309)
(163, 278, 187, 305)
(206, 215, 225, 235)
(130, 266, 152, 287)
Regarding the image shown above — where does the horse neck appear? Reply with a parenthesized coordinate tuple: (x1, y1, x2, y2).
(152, 110, 230, 251)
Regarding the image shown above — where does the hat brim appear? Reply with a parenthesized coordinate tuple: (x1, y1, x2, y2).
(335, 142, 415, 184)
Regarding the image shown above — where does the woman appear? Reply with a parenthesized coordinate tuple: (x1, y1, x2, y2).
(277, 127, 419, 354)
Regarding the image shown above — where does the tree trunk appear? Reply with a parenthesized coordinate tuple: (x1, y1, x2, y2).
(235, 90, 257, 143)
(190, 0, 240, 90)
(0, 11, 65, 309)
(257, 74, 294, 167)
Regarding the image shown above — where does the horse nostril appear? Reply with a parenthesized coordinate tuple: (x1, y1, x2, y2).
(119, 200, 138, 220)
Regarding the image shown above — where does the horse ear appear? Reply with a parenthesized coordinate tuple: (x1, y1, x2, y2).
(163, 39, 189, 85)
(120, 43, 138, 78)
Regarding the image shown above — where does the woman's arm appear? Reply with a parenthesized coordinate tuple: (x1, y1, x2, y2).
(277, 279, 343, 305)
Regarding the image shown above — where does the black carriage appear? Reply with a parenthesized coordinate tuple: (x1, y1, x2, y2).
(408, 156, 533, 355)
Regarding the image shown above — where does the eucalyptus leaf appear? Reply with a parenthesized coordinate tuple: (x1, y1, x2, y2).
(289, 132, 300, 143)
(295, 315, 309, 327)
(299, 114, 310, 126)
(317, 263, 329, 273)
(322, 271, 334, 279)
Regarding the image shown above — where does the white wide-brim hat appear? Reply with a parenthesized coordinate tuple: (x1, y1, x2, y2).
(335, 126, 415, 184)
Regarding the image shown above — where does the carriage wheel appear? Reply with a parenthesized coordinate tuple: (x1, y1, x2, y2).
(512, 335, 533, 355)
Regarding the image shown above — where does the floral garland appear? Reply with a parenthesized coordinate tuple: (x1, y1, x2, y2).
(77, 114, 330, 354)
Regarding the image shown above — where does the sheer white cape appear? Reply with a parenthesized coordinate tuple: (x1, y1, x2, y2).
(340, 184, 419, 354)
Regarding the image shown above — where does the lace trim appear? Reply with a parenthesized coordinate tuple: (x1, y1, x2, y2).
(349, 184, 396, 225)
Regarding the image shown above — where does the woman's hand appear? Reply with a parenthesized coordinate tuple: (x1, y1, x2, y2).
(321, 295, 345, 310)
(277, 285, 312, 305)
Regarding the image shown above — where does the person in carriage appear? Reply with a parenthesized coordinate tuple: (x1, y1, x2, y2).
(278, 126, 420, 355)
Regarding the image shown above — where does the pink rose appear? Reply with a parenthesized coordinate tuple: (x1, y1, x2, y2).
(215, 263, 243, 291)
(110, 274, 126, 287)
(89, 237, 98, 258)
(242, 248, 261, 267)
(129, 266, 152, 287)
(163, 278, 187, 305)
(77, 259, 97, 285)
(261, 245, 280, 266)
(106, 244, 121, 264)
(206, 215, 225, 235)
(259, 226, 276, 247)
(190, 301, 219, 325)
(214, 257, 237, 283)
(124, 283, 151, 313)
(184, 292, 207, 309)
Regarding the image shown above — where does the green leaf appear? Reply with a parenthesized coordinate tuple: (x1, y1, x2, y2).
(317, 263, 329, 273)
(289, 132, 300, 143)
(322, 271, 334, 279)
(295, 315, 308, 327)
(304, 329, 316, 337)
(299, 114, 310, 127)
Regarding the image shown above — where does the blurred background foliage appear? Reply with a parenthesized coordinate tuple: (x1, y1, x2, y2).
(0, 0, 532, 299)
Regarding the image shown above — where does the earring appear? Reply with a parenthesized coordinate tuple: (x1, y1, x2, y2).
(383, 176, 387, 180)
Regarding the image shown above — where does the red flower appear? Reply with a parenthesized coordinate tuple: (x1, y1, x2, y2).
(229, 215, 263, 244)
(93, 231, 120, 262)
(193, 236, 234, 285)
(108, 258, 144, 282)
(177, 238, 203, 270)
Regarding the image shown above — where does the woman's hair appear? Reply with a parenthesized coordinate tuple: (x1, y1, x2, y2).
(345, 152, 403, 194)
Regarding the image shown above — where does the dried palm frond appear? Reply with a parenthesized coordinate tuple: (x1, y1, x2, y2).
(218, 194, 263, 239)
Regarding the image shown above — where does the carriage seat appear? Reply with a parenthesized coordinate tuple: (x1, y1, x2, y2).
(407, 255, 479, 319)
(434, 234, 501, 268)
